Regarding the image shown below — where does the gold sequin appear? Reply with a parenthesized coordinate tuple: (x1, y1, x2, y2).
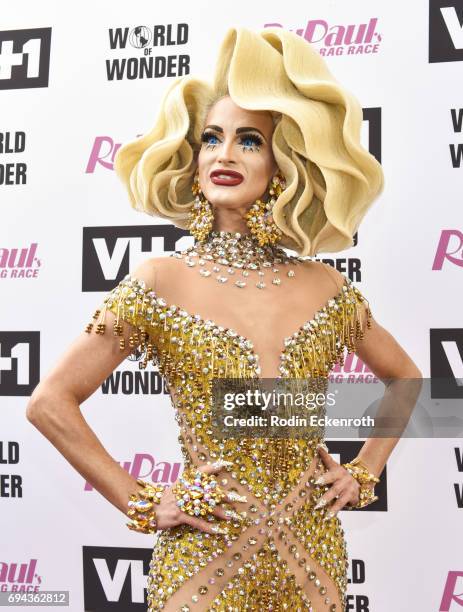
(86, 271, 373, 611)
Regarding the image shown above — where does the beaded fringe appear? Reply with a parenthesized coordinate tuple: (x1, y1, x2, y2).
(84, 275, 372, 611)
(85, 275, 372, 380)
(85, 275, 160, 370)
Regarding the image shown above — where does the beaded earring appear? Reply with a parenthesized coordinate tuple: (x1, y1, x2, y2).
(244, 172, 286, 246)
(188, 172, 214, 242)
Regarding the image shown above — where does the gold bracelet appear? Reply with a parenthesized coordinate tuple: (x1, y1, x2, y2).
(342, 457, 380, 509)
(126, 479, 166, 534)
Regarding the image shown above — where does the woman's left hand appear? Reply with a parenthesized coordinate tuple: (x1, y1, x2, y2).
(313, 446, 360, 519)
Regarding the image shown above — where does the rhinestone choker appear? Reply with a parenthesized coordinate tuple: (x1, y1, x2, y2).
(171, 231, 307, 289)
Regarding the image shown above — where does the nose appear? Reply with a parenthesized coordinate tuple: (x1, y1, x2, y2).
(216, 137, 237, 165)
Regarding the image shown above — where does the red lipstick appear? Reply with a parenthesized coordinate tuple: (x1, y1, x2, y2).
(210, 169, 244, 186)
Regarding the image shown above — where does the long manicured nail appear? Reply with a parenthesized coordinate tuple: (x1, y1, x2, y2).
(314, 476, 325, 485)
(314, 498, 327, 510)
(227, 491, 247, 502)
(316, 442, 329, 452)
(211, 460, 234, 469)
(224, 509, 244, 521)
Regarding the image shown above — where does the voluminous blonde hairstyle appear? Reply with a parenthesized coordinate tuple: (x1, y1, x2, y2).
(114, 27, 384, 256)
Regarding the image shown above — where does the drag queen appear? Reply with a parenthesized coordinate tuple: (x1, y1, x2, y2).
(27, 27, 422, 611)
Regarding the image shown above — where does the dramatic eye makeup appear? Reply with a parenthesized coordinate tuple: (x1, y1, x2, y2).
(238, 133, 264, 150)
(200, 131, 220, 147)
(201, 132, 220, 149)
(200, 126, 265, 152)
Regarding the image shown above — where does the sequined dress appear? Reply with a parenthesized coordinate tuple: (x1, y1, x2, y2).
(87, 260, 372, 612)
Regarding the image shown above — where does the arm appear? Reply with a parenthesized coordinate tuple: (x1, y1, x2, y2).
(26, 259, 160, 514)
(315, 263, 423, 515)
(26, 259, 244, 535)
(348, 309, 423, 478)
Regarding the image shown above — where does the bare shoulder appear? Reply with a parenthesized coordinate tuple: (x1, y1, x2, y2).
(131, 256, 180, 292)
(298, 259, 347, 293)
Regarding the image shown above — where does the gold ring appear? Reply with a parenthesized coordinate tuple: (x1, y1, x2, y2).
(172, 468, 226, 517)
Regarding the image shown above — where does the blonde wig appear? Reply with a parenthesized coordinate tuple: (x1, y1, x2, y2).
(114, 27, 384, 256)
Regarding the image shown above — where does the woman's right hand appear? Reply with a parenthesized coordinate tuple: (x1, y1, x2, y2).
(154, 462, 247, 533)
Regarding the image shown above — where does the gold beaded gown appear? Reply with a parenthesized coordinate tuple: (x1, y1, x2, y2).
(87, 257, 372, 612)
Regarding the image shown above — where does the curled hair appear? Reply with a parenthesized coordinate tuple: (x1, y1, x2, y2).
(114, 27, 384, 255)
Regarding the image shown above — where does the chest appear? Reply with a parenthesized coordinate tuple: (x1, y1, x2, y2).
(150, 292, 354, 381)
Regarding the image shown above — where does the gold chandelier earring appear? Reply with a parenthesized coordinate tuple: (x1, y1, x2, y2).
(245, 172, 286, 246)
(188, 172, 214, 242)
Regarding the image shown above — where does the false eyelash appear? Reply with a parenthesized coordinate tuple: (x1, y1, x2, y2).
(240, 133, 264, 147)
(200, 131, 217, 144)
(200, 131, 264, 148)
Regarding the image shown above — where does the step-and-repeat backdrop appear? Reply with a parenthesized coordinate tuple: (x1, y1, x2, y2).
(1, 1, 462, 610)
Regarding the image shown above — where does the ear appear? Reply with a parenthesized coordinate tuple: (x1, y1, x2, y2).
(269, 142, 278, 176)
(271, 160, 279, 177)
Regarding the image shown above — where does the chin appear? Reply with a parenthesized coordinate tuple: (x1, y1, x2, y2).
(204, 186, 248, 209)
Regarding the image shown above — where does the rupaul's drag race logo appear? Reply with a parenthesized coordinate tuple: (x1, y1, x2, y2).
(432, 230, 463, 270)
(86, 135, 123, 173)
(264, 17, 382, 56)
(0, 559, 42, 592)
(329, 353, 379, 384)
(0, 243, 41, 278)
(105, 23, 190, 81)
(440, 571, 463, 610)
(83, 454, 181, 491)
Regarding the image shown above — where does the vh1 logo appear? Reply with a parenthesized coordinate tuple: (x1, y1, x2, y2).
(82, 546, 151, 610)
(0, 332, 40, 396)
(0, 28, 51, 90)
(429, 0, 463, 64)
(82, 225, 191, 292)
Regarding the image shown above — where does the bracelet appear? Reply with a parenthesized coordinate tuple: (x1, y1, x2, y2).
(126, 479, 166, 534)
(342, 457, 380, 509)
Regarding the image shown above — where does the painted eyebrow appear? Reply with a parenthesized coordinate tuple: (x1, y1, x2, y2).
(203, 125, 267, 140)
